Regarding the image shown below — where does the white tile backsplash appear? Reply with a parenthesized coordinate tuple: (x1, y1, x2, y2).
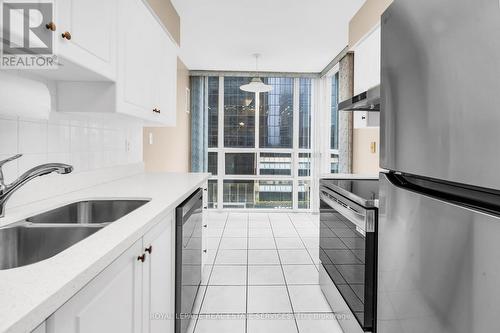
(47, 124, 70, 153)
(18, 120, 48, 154)
(0, 118, 18, 155)
(0, 73, 145, 213)
(0, 114, 143, 178)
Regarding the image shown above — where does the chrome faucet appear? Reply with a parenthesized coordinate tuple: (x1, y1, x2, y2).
(0, 154, 73, 218)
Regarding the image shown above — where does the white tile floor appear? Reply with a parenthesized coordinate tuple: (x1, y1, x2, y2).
(189, 212, 344, 333)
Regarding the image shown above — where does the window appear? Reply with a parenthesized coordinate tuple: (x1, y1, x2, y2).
(299, 78, 312, 149)
(222, 180, 293, 209)
(259, 153, 292, 176)
(224, 77, 255, 148)
(208, 77, 219, 148)
(208, 180, 218, 208)
(208, 152, 218, 175)
(298, 180, 311, 209)
(331, 73, 339, 150)
(223, 180, 254, 208)
(330, 153, 339, 173)
(256, 180, 293, 209)
(204, 76, 314, 210)
(225, 153, 256, 175)
(260, 78, 294, 148)
(298, 153, 311, 177)
(329, 73, 340, 174)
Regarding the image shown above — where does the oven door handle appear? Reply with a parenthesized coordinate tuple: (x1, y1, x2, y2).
(320, 186, 375, 233)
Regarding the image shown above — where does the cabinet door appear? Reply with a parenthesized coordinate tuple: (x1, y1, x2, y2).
(46, 240, 143, 333)
(143, 213, 175, 333)
(55, 0, 116, 80)
(118, 0, 156, 120)
(152, 28, 177, 126)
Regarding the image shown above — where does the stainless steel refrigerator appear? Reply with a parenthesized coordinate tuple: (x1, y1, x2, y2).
(378, 0, 500, 332)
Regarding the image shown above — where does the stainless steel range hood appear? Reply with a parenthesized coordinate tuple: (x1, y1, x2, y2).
(338, 85, 380, 112)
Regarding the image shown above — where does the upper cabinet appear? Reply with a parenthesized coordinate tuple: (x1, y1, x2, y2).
(353, 25, 381, 96)
(55, 0, 178, 126)
(352, 25, 381, 128)
(117, 0, 177, 125)
(0, 0, 177, 125)
(55, 0, 117, 81)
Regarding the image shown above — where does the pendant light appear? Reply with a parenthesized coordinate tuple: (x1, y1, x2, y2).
(240, 54, 273, 93)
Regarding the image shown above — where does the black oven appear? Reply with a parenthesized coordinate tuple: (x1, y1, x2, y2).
(319, 179, 378, 332)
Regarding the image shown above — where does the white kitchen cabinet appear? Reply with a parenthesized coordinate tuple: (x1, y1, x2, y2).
(46, 239, 143, 333)
(57, 0, 177, 126)
(142, 213, 175, 333)
(153, 27, 177, 126)
(46, 213, 176, 333)
(55, 0, 117, 81)
(116, 0, 177, 126)
(353, 25, 381, 129)
(118, 0, 156, 116)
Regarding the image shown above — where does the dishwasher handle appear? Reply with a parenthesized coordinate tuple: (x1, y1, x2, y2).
(177, 189, 202, 223)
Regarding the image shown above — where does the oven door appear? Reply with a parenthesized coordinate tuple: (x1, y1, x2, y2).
(319, 185, 377, 332)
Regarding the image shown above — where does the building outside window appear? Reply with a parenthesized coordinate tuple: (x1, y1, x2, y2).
(330, 72, 340, 173)
(208, 77, 219, 148)
(224, 77, 256, 148)
(203, 75, 314, 210)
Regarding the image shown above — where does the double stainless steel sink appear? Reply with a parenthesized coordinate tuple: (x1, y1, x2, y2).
(0, 199, 149, 270)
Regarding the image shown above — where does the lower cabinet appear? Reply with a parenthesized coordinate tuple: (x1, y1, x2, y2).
(46, 212, 175, 333)
(143, 214, 175, 333)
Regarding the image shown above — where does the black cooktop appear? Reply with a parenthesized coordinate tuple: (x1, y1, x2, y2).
(321, 178, 379, 208)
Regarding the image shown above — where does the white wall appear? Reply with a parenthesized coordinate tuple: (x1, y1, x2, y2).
(0, 73, 143, 185)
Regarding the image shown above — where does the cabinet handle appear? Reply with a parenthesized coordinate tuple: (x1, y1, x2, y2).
(203, 224, 207, 228)
(61, 31, 72, 40)
(137, 253, 146, 262)
(153, 108, 161, 114)
(145, 245, 153, 254)
(45, 22, 56, 31)
(203, 249, 207, 253)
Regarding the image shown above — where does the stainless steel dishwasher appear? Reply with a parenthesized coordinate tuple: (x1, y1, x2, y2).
(175, 188, 203, 333)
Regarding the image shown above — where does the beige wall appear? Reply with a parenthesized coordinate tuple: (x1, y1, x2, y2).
(143, 58, 190, 172)
(353, 127, 380, 174)
(349, 0, 393, 47)
(146, 0, 181, 45)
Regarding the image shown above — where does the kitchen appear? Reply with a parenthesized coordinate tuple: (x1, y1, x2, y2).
(1, 0, 499, 333)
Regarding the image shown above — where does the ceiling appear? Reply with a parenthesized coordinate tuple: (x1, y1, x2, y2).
(171, 0, 365, 73)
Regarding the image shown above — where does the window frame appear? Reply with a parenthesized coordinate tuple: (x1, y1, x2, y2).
(207, 76, 314, 211)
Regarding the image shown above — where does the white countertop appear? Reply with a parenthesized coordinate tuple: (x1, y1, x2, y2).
(0, 172, 209, 333)
(320, 173, 379, 180)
